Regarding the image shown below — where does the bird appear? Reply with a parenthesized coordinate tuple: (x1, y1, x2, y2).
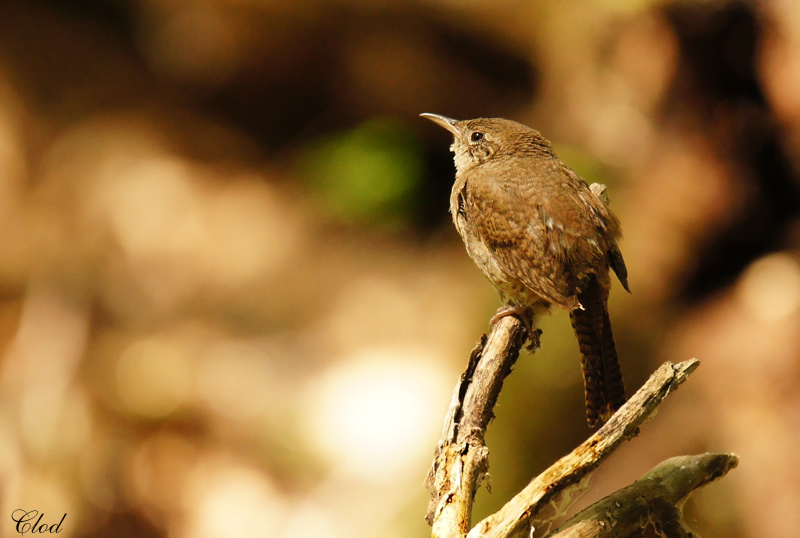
(421, 113, 629, 427)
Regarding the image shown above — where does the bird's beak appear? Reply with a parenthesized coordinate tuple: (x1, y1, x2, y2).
(420, 113, 461, 137)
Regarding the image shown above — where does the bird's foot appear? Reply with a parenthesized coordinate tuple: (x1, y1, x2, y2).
(490, 305, 541, 351)
(527, 328, 543, 352)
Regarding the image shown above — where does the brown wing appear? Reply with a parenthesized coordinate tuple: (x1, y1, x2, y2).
(463, 159, 620, 310)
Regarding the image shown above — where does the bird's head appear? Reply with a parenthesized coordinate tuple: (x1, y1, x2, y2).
(420, 113, 555, 174)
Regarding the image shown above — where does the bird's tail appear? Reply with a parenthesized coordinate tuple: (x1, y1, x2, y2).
(569, 275, 626, 427)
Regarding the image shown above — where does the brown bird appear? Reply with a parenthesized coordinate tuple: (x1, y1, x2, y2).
(421, 113, 629, 427)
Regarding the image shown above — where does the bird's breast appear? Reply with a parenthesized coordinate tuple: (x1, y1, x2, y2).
(454, 211, 546, 308)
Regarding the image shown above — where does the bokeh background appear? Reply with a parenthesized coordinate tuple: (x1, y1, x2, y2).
(0, 0, 799, 536)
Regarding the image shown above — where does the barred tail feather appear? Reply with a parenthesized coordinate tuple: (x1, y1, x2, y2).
(601, 307, 626, 415)
(570, 275, 626, 427)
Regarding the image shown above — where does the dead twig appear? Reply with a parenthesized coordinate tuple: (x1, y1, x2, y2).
(546, 453, 739, 538)
(425, 315, 527, 538)
(469, 359, 700, 538)
(426, 312, 718, 538)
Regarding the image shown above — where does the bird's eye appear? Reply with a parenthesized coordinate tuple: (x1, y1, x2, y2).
(471, 131, 484, 142)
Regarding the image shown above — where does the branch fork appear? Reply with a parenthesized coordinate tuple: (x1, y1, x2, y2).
(426, 315, 737, 538)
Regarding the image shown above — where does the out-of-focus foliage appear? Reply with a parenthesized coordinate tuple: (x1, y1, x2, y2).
(296, 118, 424, 227)
(0, 1, 798, 538)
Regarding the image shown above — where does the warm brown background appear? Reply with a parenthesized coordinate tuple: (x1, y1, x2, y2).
(0, 0, 799, 537)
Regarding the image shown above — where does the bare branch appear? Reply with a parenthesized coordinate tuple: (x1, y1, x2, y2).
(546, 453, 739, 538)
(467, 358, 700, 538)
(424, 306, 722, 538)
(426, 315, 528, 537)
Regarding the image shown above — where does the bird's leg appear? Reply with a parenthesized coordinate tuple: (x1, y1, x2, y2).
(491, 305, 542, 351)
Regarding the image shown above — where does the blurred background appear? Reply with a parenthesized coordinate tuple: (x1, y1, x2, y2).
(0, 0, 799, 536)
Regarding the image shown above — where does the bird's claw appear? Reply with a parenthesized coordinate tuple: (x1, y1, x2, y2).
(490, 305, 540, 351)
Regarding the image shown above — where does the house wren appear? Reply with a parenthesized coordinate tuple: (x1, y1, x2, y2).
(421, 113, 629, 427)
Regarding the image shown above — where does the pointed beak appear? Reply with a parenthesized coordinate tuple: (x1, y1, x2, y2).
(420, 113, 461, 137)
